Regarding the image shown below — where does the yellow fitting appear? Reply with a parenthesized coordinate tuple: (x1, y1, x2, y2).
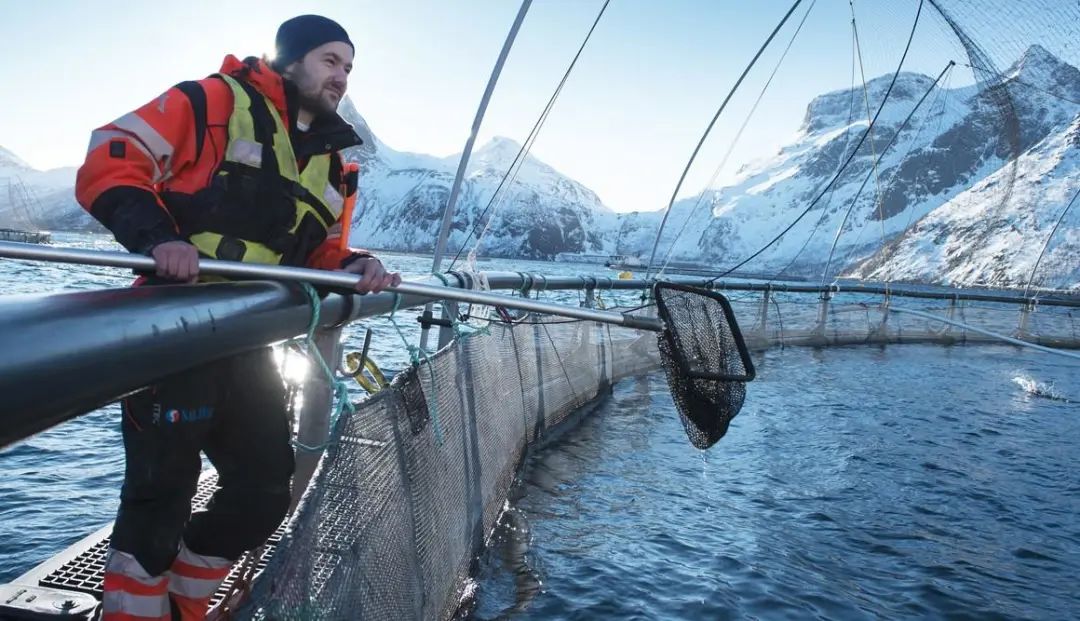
(345, 352, 390, 394)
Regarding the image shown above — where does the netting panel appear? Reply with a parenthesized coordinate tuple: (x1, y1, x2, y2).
(732, 291, 1080, 350)
(240, 315, 659, 620)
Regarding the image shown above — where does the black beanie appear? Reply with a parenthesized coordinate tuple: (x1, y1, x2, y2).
(272, 15, 354, 71)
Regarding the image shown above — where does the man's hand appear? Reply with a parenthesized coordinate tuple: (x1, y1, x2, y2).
(341, 256, 401, 294)
(150, 241, 200, 282)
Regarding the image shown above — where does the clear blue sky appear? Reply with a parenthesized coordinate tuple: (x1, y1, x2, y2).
(1, 0, 1072, 212)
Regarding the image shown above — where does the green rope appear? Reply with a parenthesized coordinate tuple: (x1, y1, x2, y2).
(388, 293, 445, 445)
(434, 271, 493, 340)
(516, 271, 531, 297)
(430, 272, 464, 337)
(533, 274, 548, 299)
(290, 283, 356, 453)
(455, 320, 491, 339)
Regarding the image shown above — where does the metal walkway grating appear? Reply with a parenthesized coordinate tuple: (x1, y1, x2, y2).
(36, 471, 284, 607)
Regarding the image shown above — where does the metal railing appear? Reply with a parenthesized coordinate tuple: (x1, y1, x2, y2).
(2, 265, 1076, 450)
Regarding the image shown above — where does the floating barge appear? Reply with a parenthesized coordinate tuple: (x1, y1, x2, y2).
(0, 228, 50, 244)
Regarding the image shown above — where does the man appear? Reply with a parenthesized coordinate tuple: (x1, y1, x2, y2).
(75, 15, 399, 621)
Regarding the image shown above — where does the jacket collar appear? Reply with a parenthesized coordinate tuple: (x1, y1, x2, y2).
(293, 104, 364, 160)
(219, 55, 289, 121)
(219, 55, 363, 158)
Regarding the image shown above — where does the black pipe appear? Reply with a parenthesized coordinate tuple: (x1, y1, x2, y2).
(478, 272, 1080, 307)
(0, 279, 445, 449)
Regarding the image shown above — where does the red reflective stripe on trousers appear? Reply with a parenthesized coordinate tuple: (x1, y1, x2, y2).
(170, 558, 231, 581)
(103, 573, 168, 597)
(166, 545, 232, 620)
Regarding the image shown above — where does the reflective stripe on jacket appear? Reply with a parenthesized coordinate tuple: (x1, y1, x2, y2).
(75, 54, 365, 271)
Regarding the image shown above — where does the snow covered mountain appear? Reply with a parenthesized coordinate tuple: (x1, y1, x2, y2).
(639, 44, 1080, 288)
(855, 47, 1080, 289)
(0, 146, 90, 231)
(856, 110, 1080, 289)
(0, 146, 32, 173)
(337, 97, 619, 260)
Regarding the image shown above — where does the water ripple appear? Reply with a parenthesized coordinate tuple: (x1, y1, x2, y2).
(473, 345, 1080, 620)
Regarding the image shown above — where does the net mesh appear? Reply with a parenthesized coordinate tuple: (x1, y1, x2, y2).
(655, 284, 753, 449)
(735, 289, 1080, 351)
(236, 313, 659, 620)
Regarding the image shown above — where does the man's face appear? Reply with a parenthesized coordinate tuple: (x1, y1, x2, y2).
(284, 41, 354, 118)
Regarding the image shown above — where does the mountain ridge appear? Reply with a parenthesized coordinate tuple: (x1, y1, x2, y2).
(3, 44, 1077, 288)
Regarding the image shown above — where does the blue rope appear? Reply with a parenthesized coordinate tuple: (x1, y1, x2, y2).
(290, 284, 356, 453)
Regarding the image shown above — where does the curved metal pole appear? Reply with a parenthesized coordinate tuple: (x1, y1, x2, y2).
(1023, 185, 1080, 297)
(421, 0, 532, 349)
(820, 60, 953, 286)
(644, 0, 804, 279)
(430, 0, 532, 272)
(706, 0, 924, 284)
(448, 0, 611, 272)
(654, 0, 818, 279)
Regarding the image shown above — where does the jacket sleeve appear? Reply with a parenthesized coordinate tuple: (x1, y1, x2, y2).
(305, 156, 374, 270)
(75, 85, 204, 254)
(304, 230, 373, 270)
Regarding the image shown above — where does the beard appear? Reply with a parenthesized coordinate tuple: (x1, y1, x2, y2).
(297, 88, 339, 118)
(289, 66, 343, 118)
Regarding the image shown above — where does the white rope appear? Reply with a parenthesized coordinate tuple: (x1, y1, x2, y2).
(849, 0, 889, 255)
(656, 0, 819, 280)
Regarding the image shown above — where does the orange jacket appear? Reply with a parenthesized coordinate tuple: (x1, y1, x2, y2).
(76, 55, 367, 272)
